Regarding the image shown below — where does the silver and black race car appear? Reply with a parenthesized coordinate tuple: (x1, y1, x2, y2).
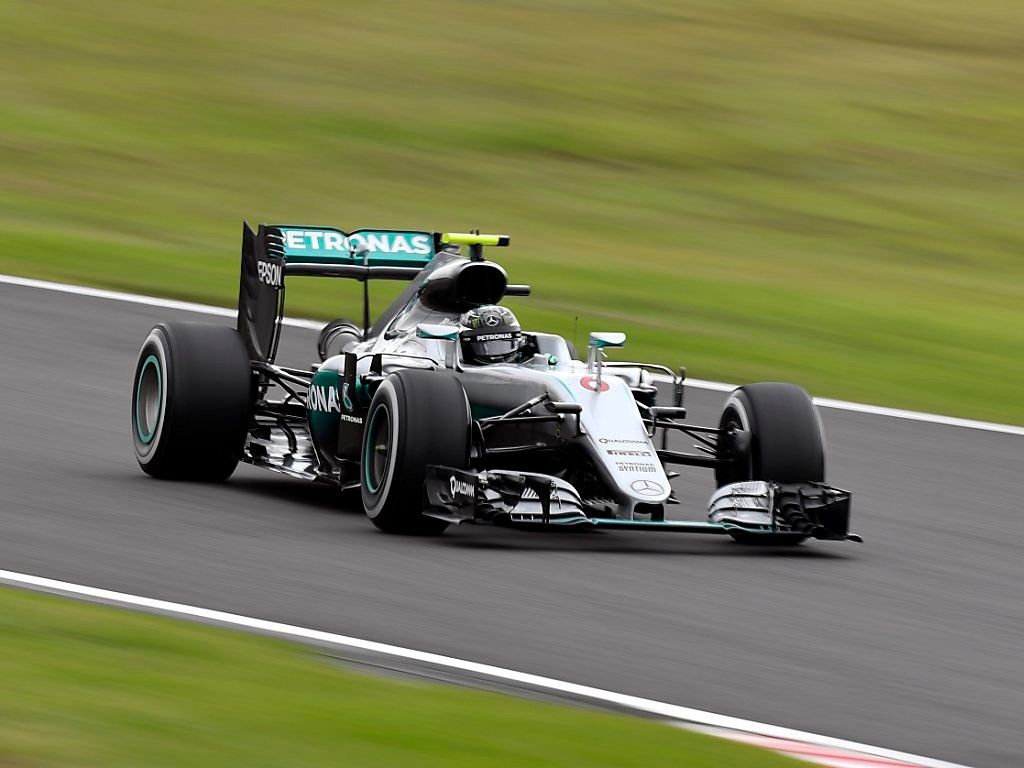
(131, 224, 859, 545)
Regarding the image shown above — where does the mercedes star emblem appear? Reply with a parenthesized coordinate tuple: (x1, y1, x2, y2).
(630, 479, 664, 496)
(483, 314, 501, 327)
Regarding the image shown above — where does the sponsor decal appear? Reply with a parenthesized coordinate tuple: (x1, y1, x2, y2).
(483, 313, 501, 327)
(606, 449, 652, 457)
(339, 414, 363, 424)
(473, 332, 514, 342)
(616, 462, 658, 473)
(309, 384, 340, 413)
(599, 437, 648, 445)
(450, 475, 475, 498)
(580, 375, 610, 392)
(631, 479, 664, 496)
(280, 229, 432, 256)
(341, 382, 354, 412)
(256, 259, 282, 287)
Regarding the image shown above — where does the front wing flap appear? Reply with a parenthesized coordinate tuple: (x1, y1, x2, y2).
(424, 467, 592, 526)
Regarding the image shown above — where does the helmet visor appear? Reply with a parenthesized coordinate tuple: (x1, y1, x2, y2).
(463, 332, 521, 363)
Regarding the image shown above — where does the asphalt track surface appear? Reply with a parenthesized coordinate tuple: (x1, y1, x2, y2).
(1, 281, 1021, 767)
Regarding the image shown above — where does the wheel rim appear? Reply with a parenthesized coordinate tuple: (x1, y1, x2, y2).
(135, 355, 162, 444)
(718, 403, 753, 484)
(363, 405, 390, 493)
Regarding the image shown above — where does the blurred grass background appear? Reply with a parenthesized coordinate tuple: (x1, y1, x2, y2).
(0, 0, 1021, 422)
(0, 586, 800, 767)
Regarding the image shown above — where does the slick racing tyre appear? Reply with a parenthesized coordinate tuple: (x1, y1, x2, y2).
(714, 382, 825, 546)
(360, 369, 471, 535)
(132, 322, 252, 481)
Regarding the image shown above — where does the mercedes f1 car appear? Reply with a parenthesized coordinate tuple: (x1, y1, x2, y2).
(131, 224, 859, 545)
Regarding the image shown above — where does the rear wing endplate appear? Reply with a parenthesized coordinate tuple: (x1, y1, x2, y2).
(237, 223, 286, 363)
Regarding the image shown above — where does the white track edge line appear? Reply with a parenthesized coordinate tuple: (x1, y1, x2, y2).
(2, 273, 1020, 437)
(0, 569, 968, 768)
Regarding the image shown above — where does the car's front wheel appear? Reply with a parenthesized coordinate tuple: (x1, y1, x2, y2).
(360, 369, 471, 535)
(714, 382, 825, 545)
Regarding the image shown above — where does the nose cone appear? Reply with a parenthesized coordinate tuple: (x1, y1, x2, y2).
(553, 372, 672, 508)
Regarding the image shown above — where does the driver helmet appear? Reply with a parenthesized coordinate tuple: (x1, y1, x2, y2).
(459, 305, 524, 364)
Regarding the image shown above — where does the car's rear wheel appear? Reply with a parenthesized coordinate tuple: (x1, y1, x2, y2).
(132, 322, 252, 481)
(715, 382, 825, 546)
(360, 369, 471, 535)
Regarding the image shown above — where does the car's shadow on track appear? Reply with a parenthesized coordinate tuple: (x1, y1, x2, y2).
(435, 530, 846, 558)
(227, 475, 359, 514)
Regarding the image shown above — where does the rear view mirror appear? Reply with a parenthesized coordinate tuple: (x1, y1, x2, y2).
(589, 332, 626, 349)
(585, 332, 625, 391)
(416, 323, 459, 341)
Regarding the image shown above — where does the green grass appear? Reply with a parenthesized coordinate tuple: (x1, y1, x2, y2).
(0, 587, 800, 767)
(0, 0, 1021, 422)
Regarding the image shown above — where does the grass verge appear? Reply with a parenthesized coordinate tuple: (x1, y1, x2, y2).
(0, 1, 1020, 422)
(0, 586, 800, 767)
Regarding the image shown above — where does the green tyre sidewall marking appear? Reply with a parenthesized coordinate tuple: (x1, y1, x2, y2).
(135, 354, 162, 444)
(363, 404, 387, 494)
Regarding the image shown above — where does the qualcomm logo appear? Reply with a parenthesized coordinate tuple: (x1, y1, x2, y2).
(281, 230, 432, 256)
(308, 384, 340, 413)
(450, 475, 475, 497)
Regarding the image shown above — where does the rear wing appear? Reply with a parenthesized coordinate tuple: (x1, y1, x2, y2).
(279, 226, 436, 276)
(236, 222, 512, 363)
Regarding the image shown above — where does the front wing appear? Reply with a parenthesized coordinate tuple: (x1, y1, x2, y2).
(424, 466, 860, 540)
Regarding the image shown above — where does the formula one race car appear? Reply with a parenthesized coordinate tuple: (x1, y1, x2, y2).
(131, 224, 859, 545)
